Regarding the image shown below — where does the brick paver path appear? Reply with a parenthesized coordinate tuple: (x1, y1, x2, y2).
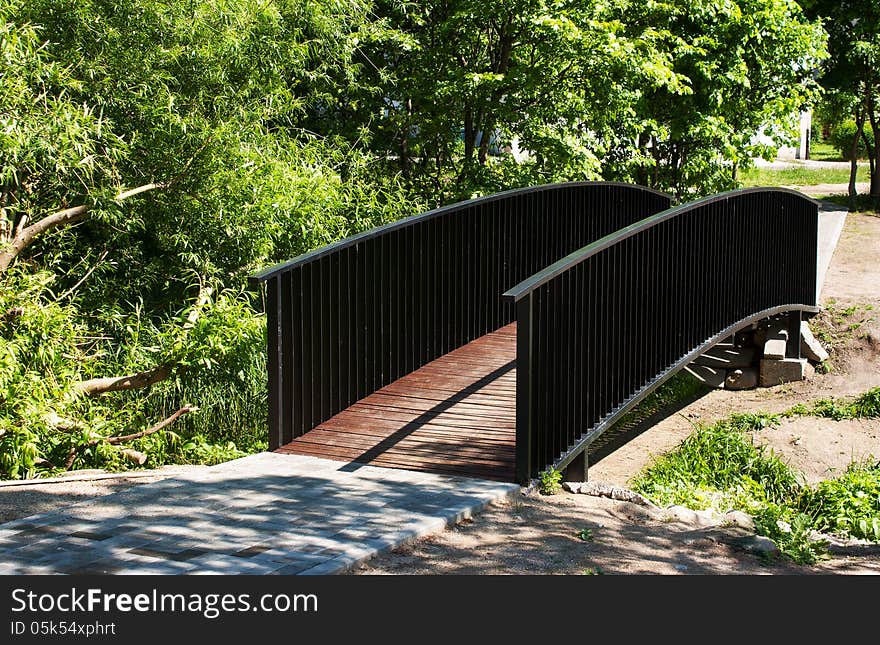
(0, 453, 518, 575)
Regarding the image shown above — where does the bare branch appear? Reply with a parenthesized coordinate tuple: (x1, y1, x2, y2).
(114, 182, 164, 202)
(106, 405, 196, 445)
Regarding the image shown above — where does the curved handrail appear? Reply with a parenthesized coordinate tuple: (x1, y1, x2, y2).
(249, 181, 670, 284)
(503, 187, 820, 301)
(507, 187, 820, 482)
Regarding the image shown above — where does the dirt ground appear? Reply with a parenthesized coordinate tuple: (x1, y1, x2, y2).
(353, 211, 880, 575)
(2, 213, 878, 576)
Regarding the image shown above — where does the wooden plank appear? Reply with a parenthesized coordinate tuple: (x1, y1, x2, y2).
(279, 441, 513, 470)
(290, 434, 515, 462)
(316, 415, 515, 439)
(344, 403, 515, 429)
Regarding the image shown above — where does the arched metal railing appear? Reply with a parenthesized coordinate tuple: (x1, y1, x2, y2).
(250, 182, 671, 449)
(503, 188, 819, 483)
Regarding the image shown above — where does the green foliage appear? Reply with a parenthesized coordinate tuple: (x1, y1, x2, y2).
(610, 0, 827, 198)
(575, 528, 594, 542)
(797, 461, 880, 541)
(631, 413, 797, 511)
(0, 0, 419, 479)
(785, 387, 880, 420)
(829, 120, 874, 160)
(633, 395, 880, 564)
(539, 468, 563, 495)
(753, 505, 829, 564)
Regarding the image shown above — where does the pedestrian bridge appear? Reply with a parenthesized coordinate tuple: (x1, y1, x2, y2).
(250, 183, 818, 484)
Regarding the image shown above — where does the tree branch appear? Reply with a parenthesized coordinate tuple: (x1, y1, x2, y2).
(0, 183, 162, 273)
(105, 405, 196, 445)
(74, 363, 173, 396)
(63, 405, 196, 469)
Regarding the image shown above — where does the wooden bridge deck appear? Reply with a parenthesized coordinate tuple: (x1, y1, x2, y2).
(276, 324, 517, 481)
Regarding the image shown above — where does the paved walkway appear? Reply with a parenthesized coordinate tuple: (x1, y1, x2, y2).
(817, 201, 848, 302)
(0, 453, 518, 575)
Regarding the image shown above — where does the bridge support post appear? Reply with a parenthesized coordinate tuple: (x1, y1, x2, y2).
(785, 310, 802, 359)
(564, 450, 589, 483)
(515, 295, 534, 485)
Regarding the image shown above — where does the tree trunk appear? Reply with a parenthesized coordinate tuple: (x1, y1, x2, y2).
(848, 108, 865, 207)
(478, 118, 494, 166)
(463, 108, 475, 165)
(869, 100, 880, 211)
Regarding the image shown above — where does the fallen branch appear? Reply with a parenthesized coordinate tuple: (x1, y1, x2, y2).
(73, 284, 212, 396)
(74, 364, 172, 396)
(105, 405, 196, 445)
(63, 404, 196, 469)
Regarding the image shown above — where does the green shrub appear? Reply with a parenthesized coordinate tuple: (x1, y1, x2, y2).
(829, 120, 873, 160)
(539, 468, 563, 495)
(631, 416, 799, 511)
(753, 505, 828, 565)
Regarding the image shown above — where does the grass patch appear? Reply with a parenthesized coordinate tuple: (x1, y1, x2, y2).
(630, 412, 797, 512)
(785, 387, 880, 421)
(739, 164, 868, 188)
(797, 461, 880, 541)
(631, 393, 880, 564)
(809, 141, 848, 162)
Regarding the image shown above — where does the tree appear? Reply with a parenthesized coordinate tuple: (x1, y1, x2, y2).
(323, 0, 826, 201)
(802, 0, 880, 209)
(0, 0, 416, 477)
(607, 0, 827, 198)
(328, 0, 680, 202)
